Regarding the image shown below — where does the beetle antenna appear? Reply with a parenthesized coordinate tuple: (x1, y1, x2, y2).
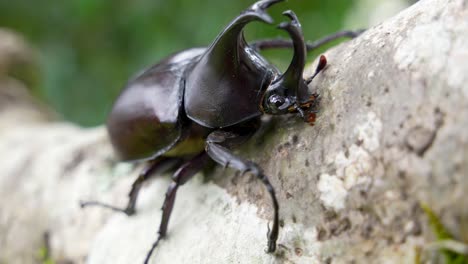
(305, 55, 327, 85)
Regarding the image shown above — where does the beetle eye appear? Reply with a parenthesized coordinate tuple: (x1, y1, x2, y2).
(269, 95, 285, 108)
(266, 94, 291, 114)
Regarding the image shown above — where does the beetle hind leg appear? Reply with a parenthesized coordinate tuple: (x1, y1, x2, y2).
(80, 156, 180, 216)
(205, 130, 280, 253)
(144, 151, 211, 264)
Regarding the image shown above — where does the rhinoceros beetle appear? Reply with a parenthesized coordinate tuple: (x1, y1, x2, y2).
(81, 0, 362, 263)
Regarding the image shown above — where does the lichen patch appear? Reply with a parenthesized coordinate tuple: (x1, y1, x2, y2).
(319, 112, 381, 210)
(317, 174, 347, 210)
(354, 111, 382, 152)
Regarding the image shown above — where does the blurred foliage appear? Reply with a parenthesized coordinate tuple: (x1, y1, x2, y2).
(421, 204, 468, 264)
(37, 246, 55, 264)
(0, 0, 358, 126)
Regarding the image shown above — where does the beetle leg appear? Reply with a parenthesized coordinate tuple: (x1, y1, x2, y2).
(144, 151, 211, 264)
(249, 29, 365, 51)
(80, 157, 180, 216)
(205, 130, 280, 253)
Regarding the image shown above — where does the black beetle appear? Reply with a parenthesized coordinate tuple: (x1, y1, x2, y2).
(81, 0, 362, 262)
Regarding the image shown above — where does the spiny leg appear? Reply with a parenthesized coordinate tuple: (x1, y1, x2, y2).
(250, 29, 365, 52)
(205, 130, 279, 253)
(80, 156, 181, 216)
(144, 151, 211, 264)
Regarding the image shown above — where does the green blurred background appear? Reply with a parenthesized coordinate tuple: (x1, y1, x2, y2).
(0, 0, 368, 126)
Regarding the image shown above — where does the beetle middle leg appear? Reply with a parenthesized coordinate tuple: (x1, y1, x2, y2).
(205, 130, 280, 253)
(144, 151, 211, 264)
(80, 156, 181, 216)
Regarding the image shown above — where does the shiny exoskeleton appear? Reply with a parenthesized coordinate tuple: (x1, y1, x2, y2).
(81, 0, 362, 263)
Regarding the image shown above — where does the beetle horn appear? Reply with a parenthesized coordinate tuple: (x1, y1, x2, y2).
(246, 0, 284, 24)
(215, 0, 283, 38)
(276, 11, 309, 102)
(199, 0, 283, 73)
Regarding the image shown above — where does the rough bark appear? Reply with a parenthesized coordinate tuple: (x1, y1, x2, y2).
(1, 0, 467, 263)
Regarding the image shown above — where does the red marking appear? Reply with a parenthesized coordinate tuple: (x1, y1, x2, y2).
(307, 113, 317, 126)
(309, 94, 318, 102)
(318, 55, 327, 70)
(301, 94, 319, 109)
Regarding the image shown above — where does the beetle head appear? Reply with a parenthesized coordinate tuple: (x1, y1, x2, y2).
(261, 11, 327, 123)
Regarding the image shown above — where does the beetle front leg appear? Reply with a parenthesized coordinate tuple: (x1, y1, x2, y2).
(80, 157, 180, 216)
(144, 151, 211, 264)
(205, 130, 279, 253)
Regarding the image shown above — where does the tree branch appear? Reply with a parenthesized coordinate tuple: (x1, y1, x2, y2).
(1, 0, 467, 263)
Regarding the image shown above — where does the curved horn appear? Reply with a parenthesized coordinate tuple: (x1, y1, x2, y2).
(247, 0, 284, 24)
(203, 0, 284, 67)
(276, 10, 307, 92)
